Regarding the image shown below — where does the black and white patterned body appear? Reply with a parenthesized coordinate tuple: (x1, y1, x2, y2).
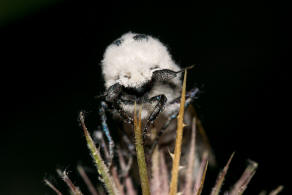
(101, 32, 182, 124)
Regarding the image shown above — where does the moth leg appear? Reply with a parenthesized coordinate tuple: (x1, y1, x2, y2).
(149, 87, 200, 155)
(143, 94, 167, 136)
(169, 87, 200, 105)
(103, 83, 134, 124)
(99, 101, 115, 165)
(152, 65, 195, 81)
(104, 83, 122, 102)
(113, 99, 134, 124)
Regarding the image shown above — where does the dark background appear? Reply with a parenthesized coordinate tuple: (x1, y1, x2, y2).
(0, 1, 290, 194)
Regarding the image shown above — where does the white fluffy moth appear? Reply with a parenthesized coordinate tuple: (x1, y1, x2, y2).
(97, 32, 214, 176)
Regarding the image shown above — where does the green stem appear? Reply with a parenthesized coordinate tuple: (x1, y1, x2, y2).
(80, 112, 118, 195)
(134, 104, 150, 195)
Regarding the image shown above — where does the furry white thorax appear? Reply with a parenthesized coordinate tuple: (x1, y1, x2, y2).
(101, 32, 182, 119)
(102, 32, 181, 88)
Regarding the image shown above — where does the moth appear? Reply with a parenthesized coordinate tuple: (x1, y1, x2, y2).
(98, 32, 215, 172)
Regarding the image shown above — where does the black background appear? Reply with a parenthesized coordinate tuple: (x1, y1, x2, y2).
(0, 1, 290, 194)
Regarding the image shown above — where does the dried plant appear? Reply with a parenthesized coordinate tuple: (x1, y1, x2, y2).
(169, 70, 188, 195)
(45, 71, 283, 195)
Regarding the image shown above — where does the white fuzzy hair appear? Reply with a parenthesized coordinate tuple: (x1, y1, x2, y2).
(101, 32, 182, 119)
(102, 32, 181, 88)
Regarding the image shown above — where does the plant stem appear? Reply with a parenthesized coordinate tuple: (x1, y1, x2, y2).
(133, 104, 150, 195)
(210, 152, 235, 195)
(77, 165, 99, 195)
(44, 179, 63, 195)
(79, 112, 118, 195)
(169, 70, 187, 195)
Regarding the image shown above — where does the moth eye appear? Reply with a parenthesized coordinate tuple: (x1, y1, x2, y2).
(133, 34, 148, 41)
(112, 39, 123, 46)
